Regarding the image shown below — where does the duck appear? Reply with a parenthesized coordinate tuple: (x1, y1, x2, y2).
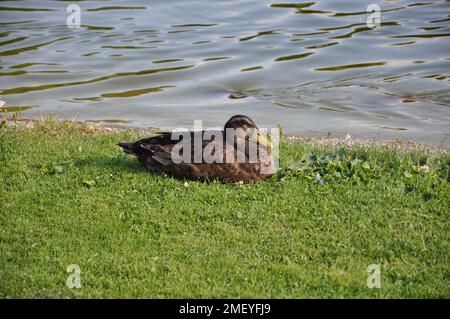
(118, 115, 275, 183)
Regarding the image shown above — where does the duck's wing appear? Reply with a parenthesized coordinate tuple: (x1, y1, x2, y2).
(119, 130, 274, 182)
(118, 132, 173, 157)
(140, 142, 174, 166)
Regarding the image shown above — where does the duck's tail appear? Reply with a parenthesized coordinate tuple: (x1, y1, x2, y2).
(118, 141, 139, 156)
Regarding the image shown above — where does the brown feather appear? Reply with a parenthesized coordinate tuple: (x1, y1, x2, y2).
(118, 116, 274, 183)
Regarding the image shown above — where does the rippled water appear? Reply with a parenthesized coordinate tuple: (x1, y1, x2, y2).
(1, 0, 449, 144)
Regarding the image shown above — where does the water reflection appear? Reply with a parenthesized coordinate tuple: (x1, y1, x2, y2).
(0, 0, 449, 145)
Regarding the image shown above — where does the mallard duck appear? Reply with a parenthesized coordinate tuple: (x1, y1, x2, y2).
(118, 115, 275, 182)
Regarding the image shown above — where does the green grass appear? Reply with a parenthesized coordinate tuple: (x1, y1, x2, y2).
(0, 121, 449, 298)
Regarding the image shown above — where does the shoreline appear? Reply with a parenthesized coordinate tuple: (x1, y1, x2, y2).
(2, 117, 449, 154)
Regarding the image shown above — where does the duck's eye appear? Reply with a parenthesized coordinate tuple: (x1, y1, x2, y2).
(241, 120, 254, 129)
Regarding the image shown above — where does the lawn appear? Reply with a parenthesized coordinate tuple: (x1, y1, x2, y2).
(0, 121, 449, 298)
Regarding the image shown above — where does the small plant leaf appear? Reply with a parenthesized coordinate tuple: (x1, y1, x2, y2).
(404, 171, 413, 178)
(83, 179, 96, 187)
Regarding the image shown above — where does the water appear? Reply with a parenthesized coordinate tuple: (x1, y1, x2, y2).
(1, 0, 449, 145)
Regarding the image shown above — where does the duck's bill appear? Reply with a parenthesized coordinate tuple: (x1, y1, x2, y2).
(251, 130, 272, 148)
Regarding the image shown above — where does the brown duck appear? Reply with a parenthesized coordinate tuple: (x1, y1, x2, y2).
(118, 115, 275, 183)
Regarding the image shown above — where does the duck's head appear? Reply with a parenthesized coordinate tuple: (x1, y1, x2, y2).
(224, 115, 272, 148)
